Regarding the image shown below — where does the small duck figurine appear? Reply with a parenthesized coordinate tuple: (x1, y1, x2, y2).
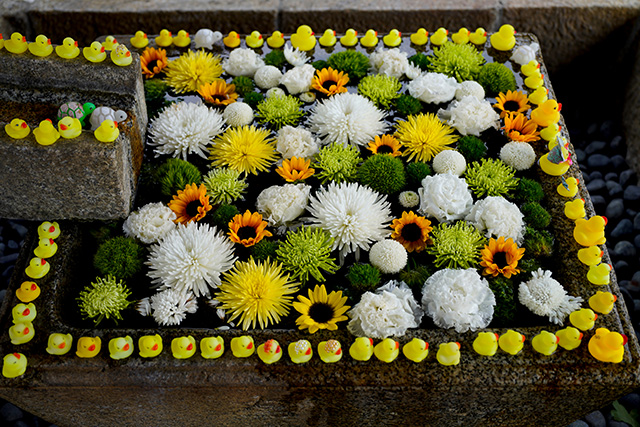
(25, 257, 50, 279)
(173, 30, 191, 48)
(588, 327, 627, 363)
(194, 29, 222, 49)
(531, 331, 559, 356)
(451, 27, 470, 44)
(318, 339, 342, 363)
(2, 353, 27, 378)
(230, 335, 254, 358)
(490, 24, 516, 51)
(469, 28, 487, 45)
(556, 326, 583, 351)
(374, 338, 400, 363)
(360, 30, 378, 48)
(155, 30, 173, 47)
(589, 291, 617, 315)
(318, 29, 337, 47)
(16, 281, 40, 303)
(578, 246, 603, 266)
(9, 321, 35, 345)
(528, 87, 549, 106)
(402, 338, 429, 362)
(436, 342, 461, 366)
(499, 330, 525, 355)
(557, 176, 579, 198)
(539, 139, 571, 176)
(57, 117, 82, 139)
(473, 332, 499, 357)
(521, 60, 540, 77)
(33, 119, 60, 146)
(410, 28, 429, 46)
(0, 33, 3, 50)
(524, 73, 545, 90)
(564, 198, 586, 220)
(291, 25, 316, 51)
(5, 32, 28, 54)
(349, 337, 374, 362)
(12, 303, 36, 324)
(257, 339, 282, 364)
(573, 216, 607, 247)
(266, 31, 285, 49)
(110, 44, 132, 67)
(101, 36, 118, 51)
(76, 336, 101, 358)
(109, 336, 134, 360)
(200, 336, 224, 359)
(430, 28, 448, 46)
(288, 339, 313, 364)
(531, 99, 561, 127)
(55, 37, 80, 59)
(223, 31, 241, 48)
(569, 308, 598, 331)
(5, 118, 30, 139)
(138, 335, 163, 358)
(46, 333, 73, 355)
(129, 31, 149, 49)
(171, 336, 196, 359)
(541, 122, 561, 141)
(34, 238, 58, 258)
(339, 29, 358, 47)
(28, 34, 53, 57)
(382, 29, 402, 47)
(245, 31, 263, 49)
(38, 221, 60, 239)
(94, 119, 119, 143)
(587, 263, 612, 286)
(82, 41, 106, 63)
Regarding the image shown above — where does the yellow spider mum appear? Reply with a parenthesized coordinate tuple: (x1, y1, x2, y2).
(197, 79, 238, 106)
(390, 211, 433, 253)
(164, 49, 222, 93)
(228, 210, 272, 247)
(293, 284, 350, 334)
(394, 113, 458, 162)
(503, 113, 540, 142)
(479, 236, 525, 278)
(168, 183, 212, 224)
(216, 257, 299, 330)
(141, 47, 168, 78)
(311, 67, 349, 96)
(209, 125, 279, 175)
(366, 134, 402, 157)
(493, 90, 530, 118)
(276, 157, 315, 182)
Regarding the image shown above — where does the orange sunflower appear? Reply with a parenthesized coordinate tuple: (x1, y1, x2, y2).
(276, 157, 315, 182)
(367, 134, 402, 157)
(390, 211, 433, 253)
(228, 210, 272, 247)
(479, 236, 525, 278)
(503, 113, 540, 142)
(311, 67, 349, 96)
(141, 47, 168, 78)
(168, 183, 212, 224)
(197, 80, 238, 106)
(494, 90, 530, 118)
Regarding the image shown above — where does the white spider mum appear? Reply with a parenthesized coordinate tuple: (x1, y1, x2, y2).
(499, 141, 536, 171)
(222, 48, 264, 77)
(147, 222, 237, 298)
(254, 65, 283, 89)
(145, 289, 198, 326)
(407, 72, 458, 104)
(284, 44, 309, 67)
(418, 173, 473, 222)
(369, 47, 409, 79)
(519, 269, 583, 324)
(149, 101, 225, 160)
(276, 125, 320, 159)
(308, 93, 388, 147)
(222, 102, 253, 127)
(256, 183, 311, 226)
(123, 202, 176, 244)
(280, 64, 315, 94)
(307, 182, 392, 262)
(439, 95, 499, 136)
(465, 196, 525, 244)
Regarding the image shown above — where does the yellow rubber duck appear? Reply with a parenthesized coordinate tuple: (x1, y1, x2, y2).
(539, 145, 571, 176)
(528, 86, 548, 105)
(589, 291, 617, 315)
(588, 327, 627, 363)
(402, 338, 429, 362)
(200, 336, 224, 359)
(82, 41, 106, 63)
(153, 29, 172, 47)
(5, 32, 28, 54)
(2, 353, 27, 378)
(578, 246, 603, 266)
(382, 29, 402, 47)
(556, 326, 583, 351)
(374, 338, 399, 363)
(223, 31, 241, 48)
(286, 339, 312, 364)
(230, 335, 254, 358)
(349, 337, 374, 361)
(498, 330, 525, 355)
(291, 25, 316, 51)
(473, 332, 499, 357)
(0, 33, 3, 50)
(138, 335, 163, 358)
(257, 339, 282, 364)
(94, 119, 119, 143)
(130, 31, 149, 49)
(318, 29, 337, 47)
(28, 34, 53, 57)
(318, 339, 342, 363)
(57, 117, 82, 139)
(5, 118, 30, 139)
(521, 60, 540, 77)
(101, 36, 118, 51)
(573, 216, 607, 247)
(564, 198, 586, 220)
(108, 336, 134, 360)
(171, 336, 196, 359)
(173, 30, 191, 48)
(33, 239, 56, 262)
(587, 263, 611, 286)
(339, 29, 358, 47)
(245, 31, 264, 49)
(490, 24, 516, 51)
(569, 308, 597, 331)
(12, 303, 36, 323)
(557, 176, 578, 198)
(25, 257, 49, 279)
(360, 30, 378, 48)
(55, 37, 80, 59)
(9, 322, 34, 345)
(430, 28, 448, 46)
(531, 99, 561, 127)
(524, 73, 544, 90)
(267, 31, 285, 49)
(541, 123, 560, 141)
(469, 28, 487, 45)
(436, 342, 461, 366)
(532, 331, 559, 356)
(451, 27, 470, 44)
(410, 28, 429, 46)
(110, 44, 132, 67)
(76, 336, 101, 358)
(33, 119, 60, 146)
(46, 333, 73, 355)
(38, 221, 60, 239)
(16, 281, 40, 303)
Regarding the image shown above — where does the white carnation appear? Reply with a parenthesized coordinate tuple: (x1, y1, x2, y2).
(222, 102, 253, 127)
(147, 289, 198, 326)
(256, 183, 311, 226)
(222, 48, 264, 77)
(418, 173, 473, 222)
(432, 150, 466, 176)
(369, 240, 408, 274)
(405, 63, 423, 80)
(510, 43, 540, 66)
(369, 47, 409, 79)
(280, 64, 315, 94)
(407, 72, 458, 104)
(254, 65, 283, 89)
(123, 202, 176, 244)
(439, 95, 499, 136)
(276, 125, 320, 158)
(455, 80, 485, 100)
(284, 44, 309, 67)
(465, 196, 525, 243)
(519, 269, 583, 324)
(500, 141, 536, 171)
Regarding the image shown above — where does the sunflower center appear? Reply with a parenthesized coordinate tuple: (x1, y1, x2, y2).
(185, 200, 201, 217)
(237, 226, 257, 240)
(503, 100, 520, 112)
(376, 144, 394, 154)
(210, 94, 229, 102)
(492, 251, 508, 269)
(322, 80, 337, 91)
(401, 223, 423, 242)
(147, 59, 159, 71)
(308, 302, 335, 323)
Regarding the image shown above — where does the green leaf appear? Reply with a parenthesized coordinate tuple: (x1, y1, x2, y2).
(612, 400, 640, 427)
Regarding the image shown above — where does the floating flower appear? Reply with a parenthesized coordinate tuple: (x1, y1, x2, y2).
(503, 112, 540, 142)
(398, 191, 420, 208)
(228, 210, 272, 247)
(164, 49, 223, 93)
(358, 74, 402, 108)
(254, 65, 283, 89)
(122, 202, 176, 244)
(455, 80, 485, 100)
(255, 95, 303, 129)
(311, 67, 349, 96)
(480, 237, 525, 278)
(222, 102, 254, 127)
(466, 196, 525, 244)
(141, 47, 168, 78)
(294, 284, 349, 333)
(276, 157, 315, 182)
(390, 211, 433, 253)
(280, 64, 315, 94)
(439, 95, 499, 136)
(519, 268, 583, 324)
(432, 150, 467, 176)
(168, 183, 212, 225)
(276, 126, 320, 159)
(369, 239, 408, 274)
(427, 221, 485, 269)
(197, 80, 238, 106)
(222, 48, 264, 77)
(395, 113, 458, 162)
(202, 167, 248, 205)
(142, 289, 198, 326)
(494, 90, 530, 118)
(428, 42, 485, 82)
(284, 44, 309, 67)
(276, 227, 339, 283)
(367, 134, 402, 157)
(499, 141, 537, 171)
(77, 275, 133, 325)
(208, 125, 279, 175)
(369, 47, 409, 79)
(313, 142, 362, 184)
(407, 72, 458, 104)
(464, 158, 519, 198)
(256, 183, 310, 226)
(417, 173, 473, 223)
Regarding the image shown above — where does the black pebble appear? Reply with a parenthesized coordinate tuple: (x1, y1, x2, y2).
(611, 219, 633, 239)
(575, 149, 586, 163)
(620, 169, 637, 187)
(611, 154, 627, 169)
(614, 241, 636, 258)
(585, 140, 606, 154)
(605, 199, 625, 220)
(607, 181, 624, 197)
(586, 179, 606, 194)
(590, 195, 606, 212)
(587, 154, 611, 169)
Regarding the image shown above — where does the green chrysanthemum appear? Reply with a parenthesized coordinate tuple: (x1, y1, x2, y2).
(427, 221, 485, 269)
(326, 50, 370, 80)
(276, 227, 339, 283)
(77, 275, 133, 326)
(255, 95, 303, 129)
(156, 157, 202, 197)
(427, 42, 485, 82)
(313, 142, 362, 184)
(477, 62, 517, 96)
(356, 154, 406, 195)
(464, 158, 519, 198)
(202, 167, 248, 204)
(357, 74, 402, 109)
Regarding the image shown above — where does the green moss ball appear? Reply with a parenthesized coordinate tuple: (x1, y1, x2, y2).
(94, 236, 144, 279)
(457, 135, 487, 163)
(327, 50, 370, 80)
(155, 158, 202, 197)
(264, 50, 286, 68)
(346, 263, 381, 293)
(232, 76, 255, 97)
(395, 94, 422, 117)
(357, 154, 407, 194)
(513, 178, 544, 203)
(520, 202, 551, 229)
(477, 62, 516, 96)
(243, 91, 264, 108)
(211, 204, 240, 229)
(406, 162, 432, 187)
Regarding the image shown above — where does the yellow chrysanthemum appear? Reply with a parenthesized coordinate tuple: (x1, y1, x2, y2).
(479, 236, 525, 278)
(141, 47, 168, 78)
(390, 211, 433, 253)
(208, 125, 279, 175)
(503, 113, 540, 142)
(164, 49, 222, 93)
(168, 183, 212, 224)
(228, 210, 272, 247)
(293, 284, 350, 334)
(494, 90, 530, 118)
(394, 113, 458, 162)
(197, 79, 238, 106)
(276, 157, 315, 182)
(311, 67, 349, 96)
(366, 134, 402, 157)
(216, 257, 299, 330)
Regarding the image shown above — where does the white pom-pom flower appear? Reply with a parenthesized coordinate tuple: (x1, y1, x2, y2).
(369, 47, 409, 79)
(455, 80, 485, 100)
(284, 44, 309, 67)
(418, 173, 473, 222)
(510, 43, 540, 66)
(222, 48, 264, 77)
(256, 183, 311, 226)
(123, 202, 176, 244)
(519, 269, 583, 324)
(407, 72, 458, 104)
(254, 65, 283, 89)
(432, 150, 467, 176)
(222, 102, 253, 127)
(280, 64, 315, 94)
(499, 141, 536, 171)
(465, 196, 525, 244)
(266, 87, 286, 98)
(145, 289, 198, 326)
(276, 125, 320, 158)
(440, 95, 499, 136)
(398, 190, 420, 208)
(369, 239, 408, 274)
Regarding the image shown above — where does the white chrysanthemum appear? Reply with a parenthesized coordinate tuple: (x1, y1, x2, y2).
(266, 87, 286, 98)
(147, 289, 198, 326)
(147, 222, 237, 298)
(222, 48, 264, 77)
(369, 239, 408, 274)
(308, 93, 388, 147)
(348, 281, 422, 338)
(407, 72, 458, 104)
(369, 47, 409, 79)
(194, 29, 222, 49)
(299, 91, 316, 103)
(500, 141, 536, 171)
(307, 182, 392, 262)
(422, 268, 495, 333)
(465, 196, 525, 244)
(280, 64, 315, 94)
(510, 42, 540, 66)
(398, 190, 420, 208)
(254, 65, 283, 89)
(123, 202, 176, 244)
(222, 102, 253, 127)
(405, 63, 422, 80)
(432, 150, 467, 176)
(439, 96, 499, 136)
(284, 44, 309, 67)
(455, 80, 485, 100)
(256, 183, 311, 226)
(149, 101, 225, 160)
(275, 125, 320, 159)
(519, 269, 583, 324)
(418, 173, 473, 222)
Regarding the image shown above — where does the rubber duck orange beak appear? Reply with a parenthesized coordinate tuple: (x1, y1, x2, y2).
(579, 333, 583, 340)
(88, 344, 95, 352)
(144, 34, 147, 38)
(40, 259, 46, 265)
(126, 52, 131, 57)
(186, 343, 193, 351)
(332, 30, 336, 36)
(23, 308, 30, 316)
(594, 314, 598, 320)
(13, 353, 20, 359)
(21, 122, 27, 128)
(214, 344, 221, 351)
(395, 341, 400, 349)
(335, 348, 342, 355)
(21, 36, 26, 42)
(521, 335, 525, 342)
(30, 284, 36, 290)
(558, 103, 562, 111)
(622, 334, 628, 345)
(100, 46, 105, 52)
(114, 121, 118, 127)
(74, 41, 78, 46)
(247, 342, 253, 349)
(23, 327, 29, 335)
(123, 343, 130, 351)
(58, 342, 66, 349)
(603, 216, 608, 225)
(60, 124, 67, 131)
(455, 342, 460, 349)
(555, 336, 560, 344)
(613, 295, 618, 302)
(45, 118, 52, 123)
(47, 39, 51, 44)
(152, 343, 158, 351)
